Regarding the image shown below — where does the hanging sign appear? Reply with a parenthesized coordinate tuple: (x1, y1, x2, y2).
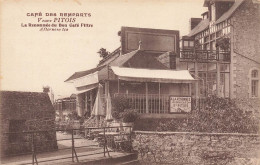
(169, 96, 191, 113)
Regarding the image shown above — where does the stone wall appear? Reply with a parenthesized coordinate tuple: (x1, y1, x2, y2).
(133, 131, 260, 165)
(0, 91, 58, 156)
(231, 0, 260, 99)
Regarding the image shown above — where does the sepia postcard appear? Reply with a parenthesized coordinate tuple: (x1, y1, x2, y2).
(1, 0, 260, 164)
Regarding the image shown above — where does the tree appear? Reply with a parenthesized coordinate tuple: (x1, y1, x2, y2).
(97, 48, 110, 58)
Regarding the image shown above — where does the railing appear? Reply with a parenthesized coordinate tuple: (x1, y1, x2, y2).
(2, 126, 133, 165)
(114, 93, 205, 113)
(114, 93, 170, 114)
(180, 49, 230, 62)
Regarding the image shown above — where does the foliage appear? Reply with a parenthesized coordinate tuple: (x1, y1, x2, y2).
(121, 109, 139, 123)
(156, 95, 259, 133)
(67, 111, 81, 121)
(156, 119, 188, 132)
(216, 37, 230, 50)
(97, 48, 110, 59)
(42, 86, 50, 92)
(111, 96, 131, 119)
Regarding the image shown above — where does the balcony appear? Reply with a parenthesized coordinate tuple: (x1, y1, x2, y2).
(180, 49, 230, 62)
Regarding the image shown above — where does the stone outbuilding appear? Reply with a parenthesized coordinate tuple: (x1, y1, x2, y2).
(0, 91, 57, 156)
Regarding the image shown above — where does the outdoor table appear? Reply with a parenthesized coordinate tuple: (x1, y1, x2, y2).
(85, 127, 103, 139)
(98, 132, 120, 148)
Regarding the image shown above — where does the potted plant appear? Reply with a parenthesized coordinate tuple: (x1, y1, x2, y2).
(121, 109, 139, 132)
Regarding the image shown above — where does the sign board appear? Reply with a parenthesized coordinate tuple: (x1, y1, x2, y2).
(169, 96, 191, 113)
(121, 27, 179, 54)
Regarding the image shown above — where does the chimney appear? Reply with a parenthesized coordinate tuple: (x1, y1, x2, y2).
(190, 18, 202, 31)
(43, 86, 54, 104)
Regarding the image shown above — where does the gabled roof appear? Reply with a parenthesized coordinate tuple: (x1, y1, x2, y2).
(187, 19, 209, 37)
(64, 65, 106, 82)
(214, 0, 245, 25)
(65, 50, 139, 82)
(65, 49, 169, 82)
(0, 91, 54, 114)
(187, 0, 245, 36)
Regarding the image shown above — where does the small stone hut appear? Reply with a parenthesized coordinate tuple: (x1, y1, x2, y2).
(0, 91, 57, 156)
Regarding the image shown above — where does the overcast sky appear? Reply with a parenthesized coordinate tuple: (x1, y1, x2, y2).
(1, 0, 206, 99)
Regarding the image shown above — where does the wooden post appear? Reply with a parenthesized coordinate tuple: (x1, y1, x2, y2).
(85, 93, 88, 117)
(103, 127, 106, 157)
(72, 130, 74, 162)
(216, 62, 221, 97)
(31, 133, 38, 165)
(90, 90, 93, 113)
(145, 82, 148, 113)
(159, 82, 161, 113)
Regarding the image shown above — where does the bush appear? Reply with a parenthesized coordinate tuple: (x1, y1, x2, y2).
(156, 96, 259, 133)
(67, 111, 81, 120)
(156, 119, 188, 132)
(111, 96, 131, 119)
(121, 109, 139, 123)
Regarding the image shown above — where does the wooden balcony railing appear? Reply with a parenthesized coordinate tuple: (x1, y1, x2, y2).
(180, 49, 230, 62)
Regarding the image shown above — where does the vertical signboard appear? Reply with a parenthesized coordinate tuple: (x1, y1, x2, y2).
(169, 96, 191, 113)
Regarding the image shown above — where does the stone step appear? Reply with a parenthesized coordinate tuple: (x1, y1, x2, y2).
(74, 152, 138, 165)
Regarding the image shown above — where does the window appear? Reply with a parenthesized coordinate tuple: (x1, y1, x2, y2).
(184, 41, 189, 47)
(250, 69, 259, 97)
(189, 41, 194, 47)
(183, 41, 194, 48)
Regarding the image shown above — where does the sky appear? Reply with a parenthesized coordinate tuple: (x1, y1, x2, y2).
(0, 0, 206, 99)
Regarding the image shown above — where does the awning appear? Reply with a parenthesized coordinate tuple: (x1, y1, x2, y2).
(111, 66, 196, 83)
(75, 83, 98, 94)
(73, 71, 99, 88)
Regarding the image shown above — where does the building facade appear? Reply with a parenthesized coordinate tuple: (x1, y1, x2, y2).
(66, 0, 260, 118)
(181, 0, 260, 102)
(66, 27, 196, 118)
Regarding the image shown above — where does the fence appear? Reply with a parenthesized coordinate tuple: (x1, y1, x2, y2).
(114, 93, 170, 114)
(114, 93, 205, 113)
(2, 126, 133, 165)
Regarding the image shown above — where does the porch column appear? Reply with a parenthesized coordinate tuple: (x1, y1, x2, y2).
(90, 90, 93, 113)
(105, 81, 109, 97)
(76, 94, 83, 117)
(145, 82, 149, 113)
(85, 92, 88, 117)
(194, 61, 199, 105)
(216, 62, 221, 97)
(105, 81, 109, 117)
